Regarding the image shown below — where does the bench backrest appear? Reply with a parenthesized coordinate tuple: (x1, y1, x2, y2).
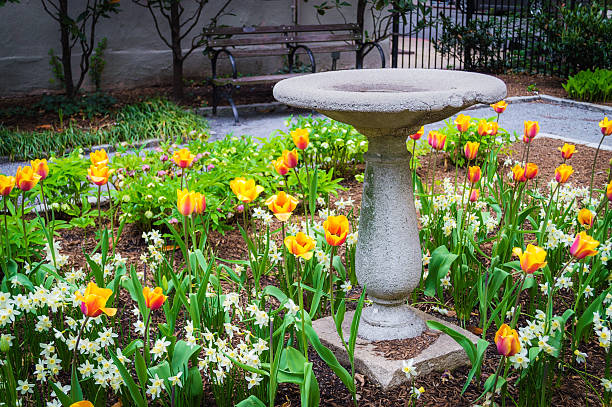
(203, 24, 361, 47)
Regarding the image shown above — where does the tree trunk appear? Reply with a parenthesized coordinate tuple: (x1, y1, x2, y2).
(170, 1, 183, 99)
(59, 0, 75, 98)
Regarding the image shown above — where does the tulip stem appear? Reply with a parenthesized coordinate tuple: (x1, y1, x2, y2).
(40, 180, 49, 225)
(183, 215, 192, 294)
(490, 355, 506, 401)
(296, 259, 307, 359)
(328, 246, 336, 316)
(21, 190, 29, 264)
(106, 183, 115, 256)
(454, 131, 462, 194)
(509, 276, 526, 329)
(97, 186, 102, 235)
(410, 142, 417, 189)
(589, 134, 605, 200)
(4, 198, 10, 262)
(71, 316, 89, 394)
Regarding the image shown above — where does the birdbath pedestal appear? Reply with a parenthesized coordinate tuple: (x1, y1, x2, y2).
(274, 69, 506, 342)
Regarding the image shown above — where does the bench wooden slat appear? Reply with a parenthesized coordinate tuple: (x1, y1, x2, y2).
(225, 44, 359, 58)
(209, 33, 359, 47)
(203, 23, 359, 36)
(212, 73, 307, 85)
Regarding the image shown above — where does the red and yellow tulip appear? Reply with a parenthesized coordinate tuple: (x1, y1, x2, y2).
(570, 231, 599, 259)
(468, 166, 481, 184)
(464, 141, 480, 160)
(469, 189, 479, 202)
(87, 164, 112, 186)
(265, 191, 299, 222)
(410, 126, 424, 141)
(524, 121, 539, 141)
(291, 128, 310, 150)
(90, 149, 109, 166)
(273, 157, 289, 176)
(525, 162, 538, 180)
(607, 180, 612, 201)
(0, 175, 15, 196)
(177, 189, 197, 216)
(323, 215, 349, 246)
(284, 232, 315, 260)
(512, 244, 547, 273)
(143, 287, 167, 310)
(30, 159, 49, 180)
(559, 143, 576, 160)
(454, 114, 471, 132)
(555, 164, 573, 184)
(577, 208, 595, 229)
(512, 165, 526, 183)
(495, 323, 520, 357)
(75, 282, 116, 318)
(477, 120, 498, 137)
(599, 117, 612, 136)
(282, 149, 299, 169)
(230, 177, 264, 203)
(71, 402, 94, 407)
(491, 100, 508, 114)
(194, 192, 206, 215)
(16, 166, 41, 191)
(427, 131, 446, 151)
(172, 148, 195, 168)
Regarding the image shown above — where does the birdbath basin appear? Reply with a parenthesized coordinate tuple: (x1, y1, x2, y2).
(274, 68, 506, 341)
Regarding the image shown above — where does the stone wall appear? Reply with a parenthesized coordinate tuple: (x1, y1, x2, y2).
(0, 0, 389, 96)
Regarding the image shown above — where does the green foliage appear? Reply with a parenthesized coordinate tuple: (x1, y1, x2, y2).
(48, 48, 64, 87)
(35, 92, 117, 117)
(0, 99, 209, 161)
(563, 69, 612, 102)
(89, 38, 108, 91)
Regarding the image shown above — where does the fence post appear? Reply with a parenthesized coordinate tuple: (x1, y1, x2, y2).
(463, 0, 475, 71)
(391, 11, 400, 68)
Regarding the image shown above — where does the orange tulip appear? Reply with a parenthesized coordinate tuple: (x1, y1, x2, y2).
(230, 177, 264, 203)
(291, 128, 309, 150)
(607, 180, 612, 201)
(282, 149, 299, 169)
(491, 100, 508, 114)
(177, 189, 197, 216)
(410, 126, 424, 141)
(427, 131, 446, 150)
(495, 323, 520, 357)
(16, 166, 41, 191)
(464, 141, 480, 160)
(454, 114, 471, 132)
(512, 245, 547, 273)
(143, 287, 167, 310)
(555, 164, 573, 184)
(88, 164, 111, 186)
(577, 208, 595, 229)
(559, 143, 576, 160)
(599, 117, 612, 136)
(469, 189, 479, 202)
(323, 215, 349, 246)
(512, 165, 526, 182)
(468, 166, 481, 184)
(284, 232, 315, 260)
(477, 120, 498, 137)
(30, 159, 49, 180)
(265, 191, 299, 222)
(172, 148, 195, 168)
(194, 192, 206, 215)
(90, 149, 109, 166)
(525, 162, 538, 180)
(0, 175, 15, 196)
(71, 402, 94, 407)
(570, 231, 599, 259)
(524, 121, 539, 140)
(75, 282, 116, 318)
(273, 157, 290, 176)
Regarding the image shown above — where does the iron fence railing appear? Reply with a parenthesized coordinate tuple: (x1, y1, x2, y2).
(391, 0, 611, 77)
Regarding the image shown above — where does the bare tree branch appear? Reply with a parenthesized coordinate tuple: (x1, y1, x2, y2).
(40, 0, 60, 22)
(145, 3, 172, 48)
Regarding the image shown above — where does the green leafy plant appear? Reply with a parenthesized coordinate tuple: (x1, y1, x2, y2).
(89, 38, 108, 92)
(563, 69, 612, 102)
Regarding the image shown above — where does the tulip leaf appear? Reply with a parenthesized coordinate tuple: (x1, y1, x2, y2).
(424, 245, 458, 298)
(349, 287, 367, 357)
(70, 364, 83, 401)
(575, 290, 606, 345)
(109, 349, 147, 407)
(332, 254, 346, 281)
(134, 351, 148, 399)
(334, 299, 347, 341)
(50, 381, 74, 407)
(236, 395, 267, 407)
(172, 340, 201, 373)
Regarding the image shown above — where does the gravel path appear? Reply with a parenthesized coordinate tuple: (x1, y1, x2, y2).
(1, 97, 611, 177)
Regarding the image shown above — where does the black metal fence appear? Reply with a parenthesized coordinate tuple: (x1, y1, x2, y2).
(391, 0, 612, 77)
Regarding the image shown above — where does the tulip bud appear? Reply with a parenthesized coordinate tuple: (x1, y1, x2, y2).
(559, 143, 576, 160)
(464, 141, 480, 160)
(495, 324, 520, 357)
(555, 164, 574, 184)
(454, 114, 471, 133)
(525, 162, 538, 180)
(600, 117, 612, 136)
(410, 126, 424, 141)
(468, 166, 481, 184)
(469, 189, 479, 202)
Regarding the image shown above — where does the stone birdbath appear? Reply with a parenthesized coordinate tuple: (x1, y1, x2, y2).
(274, 68, 506, 342)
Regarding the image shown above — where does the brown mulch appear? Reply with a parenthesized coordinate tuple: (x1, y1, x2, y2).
(372, 330, 440, 360)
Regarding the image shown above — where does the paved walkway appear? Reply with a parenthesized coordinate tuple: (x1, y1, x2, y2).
(1, 97, 611, 177)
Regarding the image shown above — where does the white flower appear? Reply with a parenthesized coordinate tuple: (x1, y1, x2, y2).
(574, 349, 587, 364)
(402, 359, 418, 378)
(509, 349, 529, 369)
(17, 380, 33, 394)
(602, 378, 612, 392)
(411, 386, 425, 399)
(151, 338, 171, 361)
(147, 374, 165, 399)
(247, 373, 263, 389)
(284, 299, 299, 315)
(254, 310, 269, 328)
(169, 371, 183, 388)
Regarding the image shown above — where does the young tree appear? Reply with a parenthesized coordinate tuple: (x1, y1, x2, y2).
(40, 0, 120, 98)
(133, 0, 234, 99)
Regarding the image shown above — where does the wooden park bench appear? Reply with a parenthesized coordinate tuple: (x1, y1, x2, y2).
(202, 24, 385, 123)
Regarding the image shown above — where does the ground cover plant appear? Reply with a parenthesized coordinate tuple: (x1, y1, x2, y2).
(0, 105, 611, 407)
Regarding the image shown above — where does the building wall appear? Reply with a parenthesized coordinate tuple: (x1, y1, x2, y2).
(0, 0, 389, 96)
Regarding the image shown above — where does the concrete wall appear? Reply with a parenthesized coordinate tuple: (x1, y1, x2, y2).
(0, 0, 389, 96)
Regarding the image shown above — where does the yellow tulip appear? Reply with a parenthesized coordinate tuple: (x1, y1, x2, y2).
(525, 162, 538, 180)
(491, 100, 508, 114)
(323, 215, 349, 246)
(463, 141, 480, 160)
(0, 175, 15, 196)
(177, 189, 197, 216)
(230, 177, 264, 203)
(88, 164, 112, 186)
(15, 166, 41, 191)
(71, 402, 94, 407)
(512, 245, 547, 274)
(284, 232, 315, 260)
(172, 148, 195, 168)
(265, 191, 299, 222)
(291, 128, 309, 150)
(577, 208, 595, 229)
(90, 149, 109, 166)
(524, 121, 539, 140)
(75, 282, 116, 318)
(143, 287, 167, 310)
(282, 149, 299, 169)
(599, 117, 612, 136)
(454, 114, 471, 132)
(559, 143, 576, 160)
(554, 164, 573, 184)
(495, 323, 520, 357)
(30, 159, 49, 180)
(570, 231, 599, 259)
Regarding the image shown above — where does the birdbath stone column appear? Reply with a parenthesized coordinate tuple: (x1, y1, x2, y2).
(274, 69, 506, 342)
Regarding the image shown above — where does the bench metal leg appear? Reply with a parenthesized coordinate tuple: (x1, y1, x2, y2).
(212, 84, 218, 115)
(227, 93, 239, 125)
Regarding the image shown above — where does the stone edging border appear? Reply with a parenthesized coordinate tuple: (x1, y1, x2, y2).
(467, 94, 612, 113)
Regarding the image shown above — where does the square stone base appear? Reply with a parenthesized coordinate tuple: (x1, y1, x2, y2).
(312, 306, 479, 390)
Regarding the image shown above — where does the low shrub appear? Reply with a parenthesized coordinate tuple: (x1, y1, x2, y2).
(563, 69, 612, 103)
